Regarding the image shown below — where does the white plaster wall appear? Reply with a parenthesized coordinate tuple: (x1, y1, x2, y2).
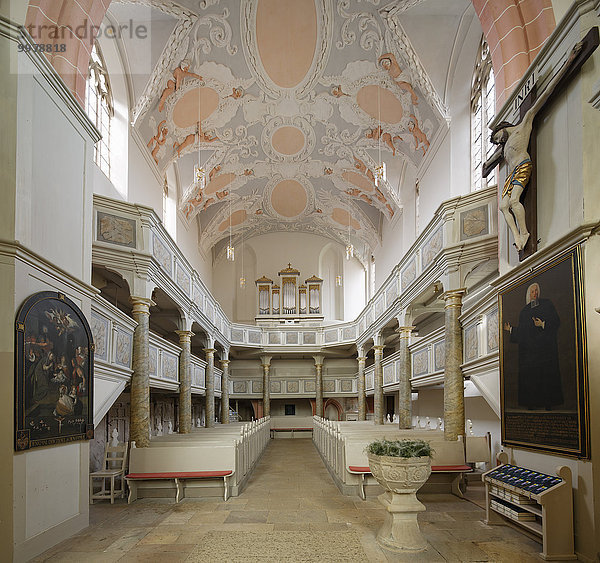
(10, 48, 96, 560)
(128, 131, 163, 215)
(448, 13, 484, 197)
(343, 257, 366, 321)
(15, 79, 88, 282)
(25, 445, 80, 538)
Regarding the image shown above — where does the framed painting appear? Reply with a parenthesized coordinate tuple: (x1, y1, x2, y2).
(499, 246, 589, 458)
(15, 291, 94, 451)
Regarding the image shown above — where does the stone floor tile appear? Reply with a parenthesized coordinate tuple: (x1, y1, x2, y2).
(187, 510, 230, 524)
(44, 553, 124, 563)
(136, 530, 181, 545)
(428, 539, 492, 562)
(475, 540, 542, 561)
(224, 510, 269, 523)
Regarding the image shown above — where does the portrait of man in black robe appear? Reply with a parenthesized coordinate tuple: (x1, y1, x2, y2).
(503, 282, 563, 409)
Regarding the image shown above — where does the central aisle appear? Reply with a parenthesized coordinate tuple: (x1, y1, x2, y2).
(34, 438, 545, 562)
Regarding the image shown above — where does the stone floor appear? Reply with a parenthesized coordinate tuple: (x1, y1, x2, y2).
(32, 439, 548, 562)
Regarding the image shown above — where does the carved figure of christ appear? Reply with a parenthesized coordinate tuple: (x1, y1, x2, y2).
(482, 37, 594, 254)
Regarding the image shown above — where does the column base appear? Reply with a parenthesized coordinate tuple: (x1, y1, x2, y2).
(375, 491, 427, 552)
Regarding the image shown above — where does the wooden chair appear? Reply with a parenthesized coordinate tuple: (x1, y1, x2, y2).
(89, 442, 129, 504)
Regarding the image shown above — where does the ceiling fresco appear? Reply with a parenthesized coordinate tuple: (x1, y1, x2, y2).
(110, 0, 456, 263)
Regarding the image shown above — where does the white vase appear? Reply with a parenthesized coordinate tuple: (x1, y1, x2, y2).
(367, 453, 432, 552)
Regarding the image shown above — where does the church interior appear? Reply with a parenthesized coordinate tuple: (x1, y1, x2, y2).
(2, 0, 600, 560)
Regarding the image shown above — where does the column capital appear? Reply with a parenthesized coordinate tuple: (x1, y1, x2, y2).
(259, 354, 272, 366)
(357, 356, 367, 362)
(396, 326, 416, 337)
(442, 288, 467, 307)
(175, 330, 194, 343)
(130, 296, 155, 315)
(372, 344, 385, 352)
(203, 348, 216, 355)
(220, 359, 230, 367)
(312, 354, 324, 365)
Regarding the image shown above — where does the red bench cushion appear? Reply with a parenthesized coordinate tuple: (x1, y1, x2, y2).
(431, 465, 472, 472)
(126, 471, 232, 479)
(348, 465, 472, 474)
(348, 466, 371, 473)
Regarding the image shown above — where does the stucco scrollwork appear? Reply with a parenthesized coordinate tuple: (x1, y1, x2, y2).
(193, 9, 238, 57)
(336, 0, 383, 56)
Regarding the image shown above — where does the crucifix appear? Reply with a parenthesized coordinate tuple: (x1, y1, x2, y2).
(483, 28, 598, 261)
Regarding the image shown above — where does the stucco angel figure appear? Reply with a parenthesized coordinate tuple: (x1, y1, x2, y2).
(484, 41, 582, 251)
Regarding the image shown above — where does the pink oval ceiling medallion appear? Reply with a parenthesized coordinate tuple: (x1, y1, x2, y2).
(356, 85, 404, 124)
(271, 126, 306, 155)
(218, 209, 247, 232)
(332, 207, 361, 230)
(256, 0, 317, 88)
(172, 87, 219, 129)
(342, 171, 374, 193)
(271, 180, 308, 218)
(205, 173, 236, 195)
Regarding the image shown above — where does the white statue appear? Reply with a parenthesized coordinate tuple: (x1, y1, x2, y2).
(196, 417, 202, 428)
(437, 417, 444, 431)
(156, 420, 163, 436)
(386, 414, 392, 423)
(425, 416, 431, 429)
(167, 420, 173, 434)
(466, 419, 474, 436)
(110, 428, 119, 447)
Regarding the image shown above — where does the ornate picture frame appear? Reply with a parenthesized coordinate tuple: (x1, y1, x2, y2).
(15, 291, 94, 451)
(499, 246, 589, 458)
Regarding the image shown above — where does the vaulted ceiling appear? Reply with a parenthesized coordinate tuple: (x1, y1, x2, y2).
(108, 0, 472, 262)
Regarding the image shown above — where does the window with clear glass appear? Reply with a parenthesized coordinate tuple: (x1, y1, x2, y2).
(471, 37, 496, 191)
(86, 43, 113, 178)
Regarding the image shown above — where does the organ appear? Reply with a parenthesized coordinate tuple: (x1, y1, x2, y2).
(255, 264, 323, 324)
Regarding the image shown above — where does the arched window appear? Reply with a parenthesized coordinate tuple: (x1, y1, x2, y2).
(471, 37, 495, 191)
(86, 43, 113, 178)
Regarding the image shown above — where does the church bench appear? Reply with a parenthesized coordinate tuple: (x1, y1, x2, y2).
(270, 416, 314, 438)
(126, 442, 235, 503)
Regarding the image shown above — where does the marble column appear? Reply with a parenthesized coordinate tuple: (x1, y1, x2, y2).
(373, 345, 385, 425)
(315, 362, 324, 417)
(176, 330, 194, 433)
(130, 296, 154, 447)
(204, 348, 216, 428)
(443, 289, 466, 441)
(261, 362, 271, 417)
(220, 359, 230, 424)
(357, 352, 367, 421)
(397, 326, 415, 429)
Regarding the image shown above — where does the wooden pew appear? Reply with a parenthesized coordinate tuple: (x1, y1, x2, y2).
(126, 442, 236, 503)
(270, 416, 313, 438)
